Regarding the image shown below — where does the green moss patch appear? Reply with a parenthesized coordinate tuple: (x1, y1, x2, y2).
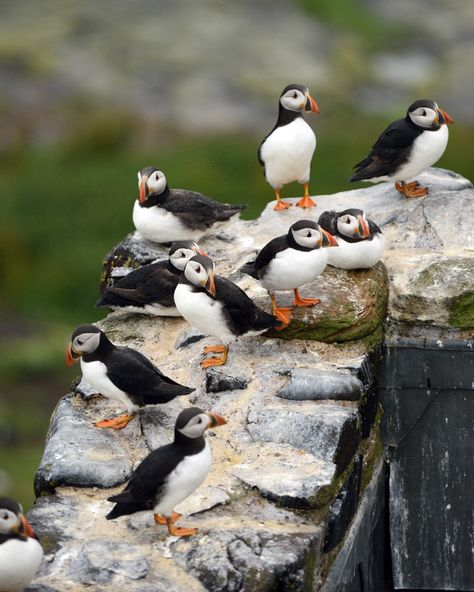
(449, 292, 474, 329)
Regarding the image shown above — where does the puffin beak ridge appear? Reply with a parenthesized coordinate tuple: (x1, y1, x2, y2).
(305, 93, 320, 114)
(439, 108, 454, 125)
(206, 412, 227, 429)
(358, 215, 371, 238)
(197, 248, 208, 257)
(139, 176, 149, 204)
(206, 270, 216, 297)
(321, 228, 338, 247)
(18, 514, 37, 540)
(66, 343, 80, 366)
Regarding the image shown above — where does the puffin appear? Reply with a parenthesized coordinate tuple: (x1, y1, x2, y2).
(106, 407, 226, 537)
(133, 166, 245, 243)
(96, 241, 205, 316)
(66, 324, 194, 429)
(350, 99, 453, 198)
(0, 497, 43, 592)
(258, 84, 320, 211)
(318, 209, 385, 269)
(174, 255, 281, 368)
(241, 220, 337, 328)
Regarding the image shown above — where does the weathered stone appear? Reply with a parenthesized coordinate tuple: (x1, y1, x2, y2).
(205, 368, 250, 393)
(34, 395, 135, 494)
(246, 401, 361, 475)
(139, 404, 177, 451)
(233, 443, 336, 508)
(27, 494, 78, 553)
(70, 540, 149, 584)
(276, 368, 362, 401)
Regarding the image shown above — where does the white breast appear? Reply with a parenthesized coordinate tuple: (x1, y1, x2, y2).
(0, 537, 43, 592)
(327, 234, 385, 270)
(261, 248, 328, 292)
(174, 284, 236, 345)
(132, 201, 203, 243)
(394, 126, 449, 182)
(260, 119, 316, 188)
(109, 303, 181, 317)
(80, 359, 138, 413)
(154, 441, 212, 516)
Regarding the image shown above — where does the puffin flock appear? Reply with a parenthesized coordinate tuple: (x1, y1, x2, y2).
(1, 86, 452, 590)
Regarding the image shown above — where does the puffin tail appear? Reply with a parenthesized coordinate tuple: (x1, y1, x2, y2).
(217, 203, 246, 221)
(255, 309, 282, 330)
(95, 289, 133, 309)
(349, 156, 375, 182)
(106, 491, 142, 520)
(143, 384, 194, 405)
(240, 260, 258, 279)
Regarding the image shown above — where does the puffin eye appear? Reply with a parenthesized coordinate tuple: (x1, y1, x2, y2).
(293, 93, 297, 99)
(306, 232, 311, 237)
(1, 512, 8, 520)
(422, 110, 426, 116)
(195, 265, 201, 274)
(77, 339, 83, 345)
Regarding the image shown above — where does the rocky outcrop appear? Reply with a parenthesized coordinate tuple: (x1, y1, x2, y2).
(29, 168, 473, 591)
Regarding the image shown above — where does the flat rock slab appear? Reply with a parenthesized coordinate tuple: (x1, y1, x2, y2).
(233, 443, 336, 508)
(34, 395, 135, 494)
(205, 368, 250, 393)
(277, 368, 363, 401)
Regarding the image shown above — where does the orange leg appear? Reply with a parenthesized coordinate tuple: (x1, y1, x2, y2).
(293, 288, 321, 308)
(200, 345, 229, 368)
(271, 294, 292, 329)
(296, 183, 316, 209)
(95, 413, 135, 429)
(154, 511, 181, 525)
(203, 345, 225, 354)
(273, 188, 292, 211)
(395, 181, 428, 198)
(167, 516, 198, 537)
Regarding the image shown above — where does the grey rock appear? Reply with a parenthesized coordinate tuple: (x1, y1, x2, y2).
(277, 368, 362, 401)
(205, 368, 250, 393)
(233, 443, 336, 508)
(70, 540, 148, 584)
(25, 586, 59, 592)
(34, 395, 134, 494)
(139, 404, 178, 451)
(174, 327, 206, 349)
(27, 494, 78, 552)
(247, 402, 360, 474)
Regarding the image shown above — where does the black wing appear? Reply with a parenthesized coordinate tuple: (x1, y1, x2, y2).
(106, 444, 182, 519)
(251, 235, 288, 278)
(104, 347, 194, 406)
(350, 118, 421, 181)
(105, 266, 178, 308)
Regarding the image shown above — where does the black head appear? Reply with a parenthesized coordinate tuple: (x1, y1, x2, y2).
(183, 255, 216, 296)
(137, 166, 167, 204)
(0, 497, 36, 541)
(168, 241, 204, 272)
(288, 219, 337, 250)
(407, 99, 453, 129)
(66, 324, 108, 366)
(174, 407, 226, 441)
(279, 84, 320, 114)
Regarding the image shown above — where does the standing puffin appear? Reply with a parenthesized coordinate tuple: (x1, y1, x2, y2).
(66, 324, 194, 429)
(0, 497, 43, 592)
(241, 220, 337, 328)
(96, 241, 205, 316)
(106, 407, 226, 537)
(318, 209, 385, 269)
(174, 255, 281, 368)
(258, 84, 320, 211)
(133, 167, 245, 243)
(350, 99, 453, 198)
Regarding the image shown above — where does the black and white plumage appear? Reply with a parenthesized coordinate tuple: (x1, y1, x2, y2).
(350, 99, 453, 198)
(133, 167, 245, 243)
(174, 255, 281, 368)
(96, 241, 204, 316)
(66, 324, 194, 428)
(0, 497, 43, 592)
(106, 407, 226, 537)
(241, 220, 337, 327)
(318, 209, 385, 270)
(258, 84, 320, 210)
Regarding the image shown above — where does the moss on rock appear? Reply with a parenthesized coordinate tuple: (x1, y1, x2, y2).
(449, 291, 474, 329)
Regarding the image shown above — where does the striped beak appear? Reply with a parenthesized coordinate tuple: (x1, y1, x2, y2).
(66, 343, 80, 366)
(357, 215, 371, 238)
(321, 228, 338, 247)
(206, 270, 216, 297)
(304, 92, 320, 114)
(438, 108, 453, 125)
(17, 514, 37, 540)
(206, 412, 227, 429)
(139, 176, 149, 204)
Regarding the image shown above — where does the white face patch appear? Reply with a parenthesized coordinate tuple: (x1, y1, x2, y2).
(177, 413, 210, 438)
(73, 332, 100, 355)
(137, 170, 167, 195)
(409, 106, 438, 128)
(184, 260, 209, 287)
(280, 88, 307, 112)
(0, 509, 19, 534)
(337, 214, 360, 238)
(291, 226, 321, 249)
(170, 247, 197, 271)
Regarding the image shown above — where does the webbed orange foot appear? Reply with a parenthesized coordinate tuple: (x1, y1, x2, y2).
(95, 413, 134, 429)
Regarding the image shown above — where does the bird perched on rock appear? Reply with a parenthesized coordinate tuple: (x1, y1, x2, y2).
(106, 407, 226, 537)
(318, 209, 385, 269)
(0, 497, 43, 592)
(66, 324, 194, 428)
(350, 99, 453, 198)
(96, 241, 205, 316)
(174, 255, 281, 368)
(258, 84, 320, 211)
(133, 166, 245, 243)
(241, 220, 337, 328)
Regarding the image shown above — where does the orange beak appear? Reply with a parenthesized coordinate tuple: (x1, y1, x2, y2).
(305, 93, 320, 114)
(197, 248, 208, 256)
(321, 228, 338, 247)
(206, 270, 216, 297)
(206, 412, 227, 428)
(139, 176, 149, 204)
(19, 514, 37, 540)
(358, 215, 371, 238)
(438, 108, 453, 125)
(66, 343, 80, 366)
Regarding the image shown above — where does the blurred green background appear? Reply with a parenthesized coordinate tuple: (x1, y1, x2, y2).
(0, 0, 472, 509)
